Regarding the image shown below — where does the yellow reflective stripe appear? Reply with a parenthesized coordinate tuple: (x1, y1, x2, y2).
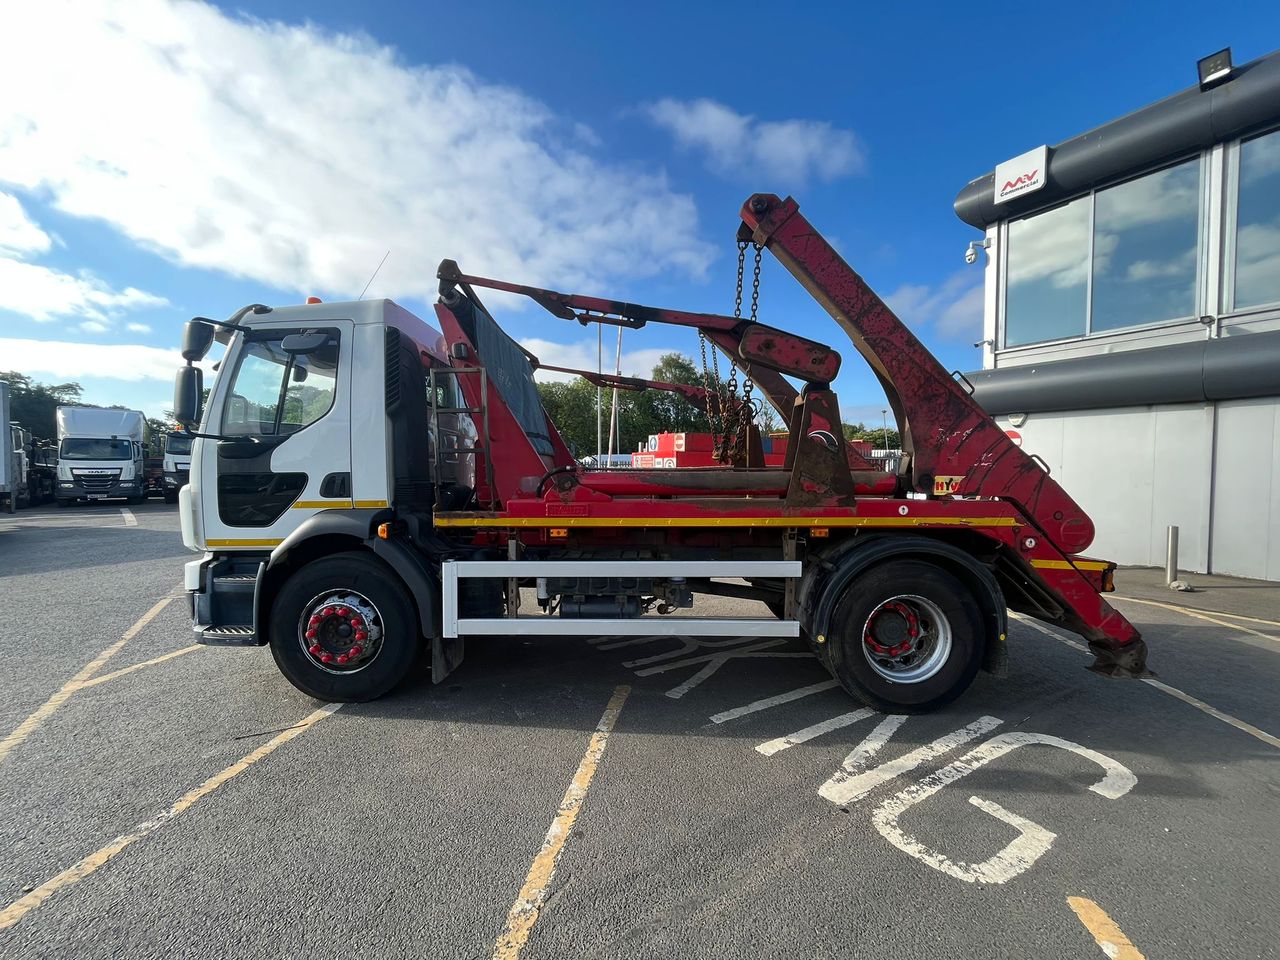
(433, 515, 1020, 529)
(290, 499, 389, 510)
(1031, 559, 1111, 572)
(206, 538, 283, 548)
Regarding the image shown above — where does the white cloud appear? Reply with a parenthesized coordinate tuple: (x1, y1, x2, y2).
(885, 271, 984, 340)
(0, 257, 168, 323)
(78, 320, 109, 333)
(520, 337, 678, 383)
(0, 192, 51, 256)
(0, 337, 190, 381)
(0, 1, 712, 308)
(126, 321, 152, 333)
(645, 98, 864, 183)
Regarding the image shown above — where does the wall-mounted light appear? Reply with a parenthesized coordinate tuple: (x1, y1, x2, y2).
(1197, 48, 1233, 91)
(1008, 413, 1028, 428)
(973, 337, 994, 349)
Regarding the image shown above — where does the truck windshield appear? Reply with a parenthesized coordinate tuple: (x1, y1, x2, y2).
(166, 435, 193, 455)
(61, 438, 132, 460)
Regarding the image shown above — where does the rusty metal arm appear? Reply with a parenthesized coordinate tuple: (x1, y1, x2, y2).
(737, 193, 1097, 558)
(532, 363, 712, 413)
(436, 259, 840, 390)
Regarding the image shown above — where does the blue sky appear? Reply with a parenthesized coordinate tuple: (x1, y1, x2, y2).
(1, 0, 1276, 426)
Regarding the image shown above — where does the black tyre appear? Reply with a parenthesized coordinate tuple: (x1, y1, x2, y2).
(270, 551, 422, 702)
(825, 559, 984, 714)
(164, 491, 178, 504)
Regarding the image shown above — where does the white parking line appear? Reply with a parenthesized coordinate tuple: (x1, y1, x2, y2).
(1011, 613, 1280, 750)
(120, 507, 137, 526)
(756, 709, 875, 756)
(709, 679, 839, 724)
(1112, 596, 1280, 648)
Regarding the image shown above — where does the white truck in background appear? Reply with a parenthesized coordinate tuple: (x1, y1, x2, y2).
(55, 406, 148, 506)
(0, 381, 19, 513)
(161, 429, 193, 503)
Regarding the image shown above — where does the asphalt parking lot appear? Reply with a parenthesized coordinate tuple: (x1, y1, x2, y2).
(0, 502, 1277, 959)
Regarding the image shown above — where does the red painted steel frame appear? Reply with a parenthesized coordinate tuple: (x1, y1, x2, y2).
(431, 195, 1147, 676)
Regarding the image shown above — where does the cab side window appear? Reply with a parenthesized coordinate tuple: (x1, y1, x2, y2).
(222, 333, 339, 437)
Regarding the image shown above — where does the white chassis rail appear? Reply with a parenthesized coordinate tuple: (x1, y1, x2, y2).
(441, 560, 802, 638)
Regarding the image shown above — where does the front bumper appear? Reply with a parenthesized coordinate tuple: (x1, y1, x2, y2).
(57, 478, 143, 501)
(164, 469, 190, 489)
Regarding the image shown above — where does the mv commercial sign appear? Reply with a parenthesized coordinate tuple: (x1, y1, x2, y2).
(994, 145, 1048, 204)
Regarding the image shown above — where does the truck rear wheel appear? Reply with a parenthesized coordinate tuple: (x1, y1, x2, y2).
(270, 552, 421, 702)
(825, 559, 984, 714)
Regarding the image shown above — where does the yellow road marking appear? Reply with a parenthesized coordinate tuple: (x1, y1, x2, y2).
(77, 645, 203, 690)
(1112, 596, 1280, 647)
(0, 594, 174, 765)
(0, 703, 341, 931)
(1067, 896, 1147, 959)
(492, 685, 630, 960)
(437, 515, 1020, 529)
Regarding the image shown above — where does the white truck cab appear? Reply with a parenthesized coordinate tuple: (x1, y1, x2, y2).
(175, 298, 477, 694)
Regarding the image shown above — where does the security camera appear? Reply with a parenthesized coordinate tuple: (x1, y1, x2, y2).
(965, 239, 989, 265)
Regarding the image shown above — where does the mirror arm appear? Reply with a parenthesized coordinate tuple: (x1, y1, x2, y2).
(188, 431, 250, 442)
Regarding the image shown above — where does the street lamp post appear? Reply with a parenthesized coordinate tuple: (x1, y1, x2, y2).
(881, 409, 888, 449)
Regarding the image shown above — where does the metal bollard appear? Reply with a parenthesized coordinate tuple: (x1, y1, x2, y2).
(1165, 525, 1179, 585)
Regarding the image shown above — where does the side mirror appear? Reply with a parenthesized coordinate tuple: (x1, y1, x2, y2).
(281, 332, 329, 354)
(174, 365, 204, 427)
(181, 319, 216, 362)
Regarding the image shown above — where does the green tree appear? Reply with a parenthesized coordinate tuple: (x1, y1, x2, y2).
(0, 372, 84, 439)
(536, 352, 721, 458)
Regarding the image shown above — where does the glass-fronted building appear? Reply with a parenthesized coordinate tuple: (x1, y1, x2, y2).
(958, 50, 1280, 579)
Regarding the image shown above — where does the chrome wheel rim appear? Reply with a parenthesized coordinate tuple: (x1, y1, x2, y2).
(297, 590, 384, 675)
(860, 594, 952, 684)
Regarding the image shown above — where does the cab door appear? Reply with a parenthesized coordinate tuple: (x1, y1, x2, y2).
(200, 323, 352, 549)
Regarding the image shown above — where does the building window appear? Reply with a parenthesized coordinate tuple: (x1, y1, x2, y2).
(1092, 158, 1199, 331)
(1005, 196, 1090, 346)
(1003, 158, 1203, 347)
(1235, 128, 1280, 310)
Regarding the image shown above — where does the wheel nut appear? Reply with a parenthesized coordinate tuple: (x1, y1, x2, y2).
(350, 616, 364, 627)
(309, 644, 323, 656)
(322, 606, 335, 617)
(320, 653, 335, 664)
(355, 630, 368, 641)
(336, 654, 349, 665)
(305, 629, 317, 639)
(349, 645, 362, 657)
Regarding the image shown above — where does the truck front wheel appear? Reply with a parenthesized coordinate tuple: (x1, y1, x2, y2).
(270, 552, 422, 702)
(824, 559, 984, 714)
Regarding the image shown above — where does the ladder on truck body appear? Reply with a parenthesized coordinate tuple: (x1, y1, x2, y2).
(428, 366, 496, 509)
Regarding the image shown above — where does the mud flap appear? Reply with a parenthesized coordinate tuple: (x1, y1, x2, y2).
(1087, 636, 1152, 678)
(432, 633, 464, 683)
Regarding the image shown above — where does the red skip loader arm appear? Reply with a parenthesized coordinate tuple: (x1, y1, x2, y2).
(740, 195, 1096, 556)
(740, 194, 1146, 675)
